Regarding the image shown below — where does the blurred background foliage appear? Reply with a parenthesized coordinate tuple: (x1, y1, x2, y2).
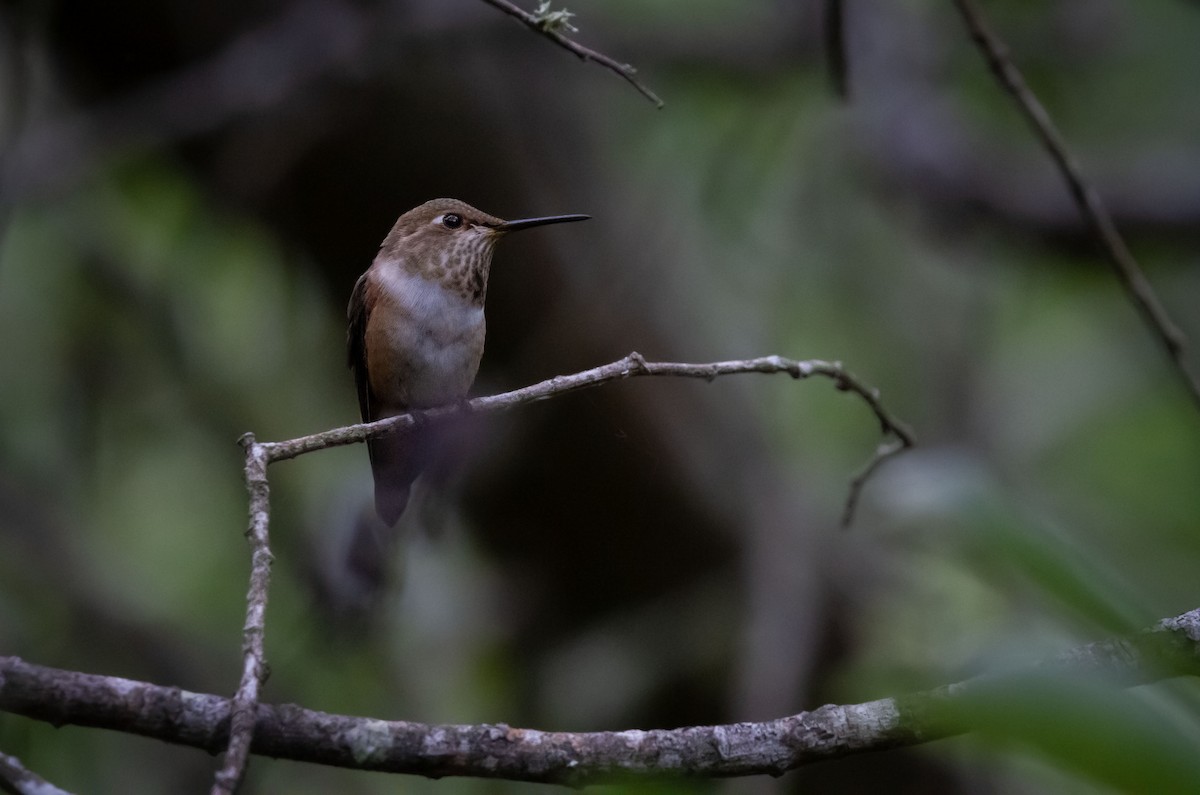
(1, 0, 1199, 792)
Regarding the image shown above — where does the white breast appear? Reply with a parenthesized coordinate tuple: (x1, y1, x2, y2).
(376, 264, 486, 406)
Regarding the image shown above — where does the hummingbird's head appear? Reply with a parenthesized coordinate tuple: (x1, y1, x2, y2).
(378, 199, 590, 301)
(381, 198, 502, 259)
(383, 198, 589, 255)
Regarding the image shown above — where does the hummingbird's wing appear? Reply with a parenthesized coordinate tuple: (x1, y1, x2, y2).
(347, 271, 419, 527)
(347, 271, 374, 425)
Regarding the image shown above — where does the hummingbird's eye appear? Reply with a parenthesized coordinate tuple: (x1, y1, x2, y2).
(441, 213, 463, 229)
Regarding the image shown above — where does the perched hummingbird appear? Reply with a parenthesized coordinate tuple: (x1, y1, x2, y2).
(347, 198, 589, 526)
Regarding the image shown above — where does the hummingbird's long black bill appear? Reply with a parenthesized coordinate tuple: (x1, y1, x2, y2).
(497, 214, 590, 232)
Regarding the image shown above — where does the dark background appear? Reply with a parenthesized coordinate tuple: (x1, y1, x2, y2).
(2, 1, 1200, 792)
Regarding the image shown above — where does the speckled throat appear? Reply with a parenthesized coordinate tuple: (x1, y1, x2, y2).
(414, 226, 498, 305)
(376, 199, 590, 305)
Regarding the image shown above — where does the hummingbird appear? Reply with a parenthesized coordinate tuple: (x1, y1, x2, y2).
(347, 198, 589, 527)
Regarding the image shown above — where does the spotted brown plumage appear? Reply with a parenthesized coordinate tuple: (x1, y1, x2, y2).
(347, 198, 589, 526)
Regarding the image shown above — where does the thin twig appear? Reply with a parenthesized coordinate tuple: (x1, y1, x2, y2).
(841, 439, 906, 528)
(4, 606, 1200, 784)
(951, 0, 1200, 411)
(261, 352, 914, 524)
(211, 435, 274, 795)
(478, 0, 664, 108)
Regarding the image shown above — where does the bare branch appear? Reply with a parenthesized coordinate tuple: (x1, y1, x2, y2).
(208, 355, 907, 785)
(259, 352, 914, 523)
(3, 607, 1199, 785)
(950, 0, 1200, 411)
(478, 0, 664, 108)
(210, 436, 274, 795)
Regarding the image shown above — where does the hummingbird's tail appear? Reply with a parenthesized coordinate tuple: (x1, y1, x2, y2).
(308, 429, 427, 623)
(369, 428, 428, 526)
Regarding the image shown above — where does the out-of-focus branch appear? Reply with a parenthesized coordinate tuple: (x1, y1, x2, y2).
(3, 607, 1199, 784)
(0, 750, 75, 795)
(951, 0, 1200, 411)
(824, 0, 849, 99)
(478, 0, 664, 107)
(0, 0, 370, 207)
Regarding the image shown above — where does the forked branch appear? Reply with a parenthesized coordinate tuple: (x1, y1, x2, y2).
(212, 353, 911, 790)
